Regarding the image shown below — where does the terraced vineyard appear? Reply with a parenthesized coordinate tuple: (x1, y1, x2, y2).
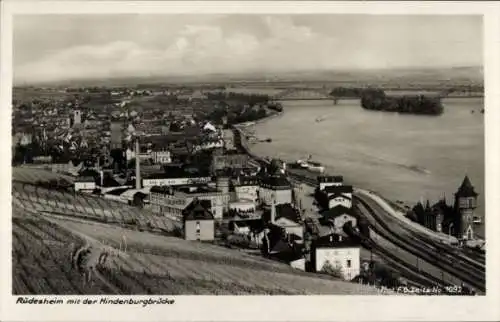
(41, 214, 389, 295)
(12, 207, 389, 295)
(11, 168, 390, 295)
(12, 167, 75, 184)
(13, 182, 178, 233)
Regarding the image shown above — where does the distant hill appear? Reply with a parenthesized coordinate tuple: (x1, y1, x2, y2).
(16, 66, 483, 88)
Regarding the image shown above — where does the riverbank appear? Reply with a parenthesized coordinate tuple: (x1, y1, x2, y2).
(239, 100, 484, 241)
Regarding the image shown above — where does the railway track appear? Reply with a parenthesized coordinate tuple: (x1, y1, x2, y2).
(355, 194, 485, 293)
(355, 192, 486, 276)
(346, 222, 453, 292)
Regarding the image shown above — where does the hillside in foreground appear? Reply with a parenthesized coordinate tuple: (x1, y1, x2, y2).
(12, 182, 389, 295)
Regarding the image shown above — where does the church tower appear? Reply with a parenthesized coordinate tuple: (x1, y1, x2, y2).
(454, 175, 478, 240)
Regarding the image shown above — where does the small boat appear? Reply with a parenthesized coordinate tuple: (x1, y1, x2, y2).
(265, 138, 272, 143)
(297, 155, 325, 173)
(306, 161, 325, 173)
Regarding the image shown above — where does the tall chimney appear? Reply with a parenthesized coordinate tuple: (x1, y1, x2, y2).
(271, 199, 276, 224)
(135, 137, 141, 190)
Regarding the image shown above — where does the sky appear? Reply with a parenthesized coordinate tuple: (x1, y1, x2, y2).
(13, 14, 482, 84)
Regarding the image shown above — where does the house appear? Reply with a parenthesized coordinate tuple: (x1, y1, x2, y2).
(261, 225, 306, 269)
(315, 185, 353, 210)
(414, 200, 445, 233)
(317, 175, 344, 191)
(320, 205, 358, 235)
(232, 176, 260, 203)
(149, 184, 230, 220)
(259, 175, 293, 206)
(212, 154, 251, 173)
(183, 199, 215, 241)
(228, 218, 266, 248)
(151, 149, 172, 164)
(311, 234, 361, 281)
(74, 176, 96, 193)
(222, 129, 235, 150)
(264, 202, 304, 241)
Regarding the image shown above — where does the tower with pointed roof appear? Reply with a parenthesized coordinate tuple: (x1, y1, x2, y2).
(454, 175, 478, 240)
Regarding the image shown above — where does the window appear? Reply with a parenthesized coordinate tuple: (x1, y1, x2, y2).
(347, 260, 352, 268)
(196, 221, 201, 234)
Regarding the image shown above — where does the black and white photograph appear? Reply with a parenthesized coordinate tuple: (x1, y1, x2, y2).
(1, 1, 499, 321)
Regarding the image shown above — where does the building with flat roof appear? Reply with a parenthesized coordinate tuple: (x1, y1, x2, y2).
(149, 183, 230, 220)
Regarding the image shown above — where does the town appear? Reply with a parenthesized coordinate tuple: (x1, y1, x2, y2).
(12, 83, 485, 295)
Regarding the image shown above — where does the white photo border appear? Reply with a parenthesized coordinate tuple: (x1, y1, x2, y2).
(1, 1, 499, 321)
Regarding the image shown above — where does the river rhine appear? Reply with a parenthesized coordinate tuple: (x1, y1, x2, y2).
(248, 98, 485, 238)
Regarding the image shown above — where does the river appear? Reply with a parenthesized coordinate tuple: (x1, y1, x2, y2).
(248, 98, 485, 238)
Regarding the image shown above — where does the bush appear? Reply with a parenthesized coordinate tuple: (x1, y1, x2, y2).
(320, 260, 344, 279)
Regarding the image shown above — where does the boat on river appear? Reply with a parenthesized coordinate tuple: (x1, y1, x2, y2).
(296, 155, 325, 173)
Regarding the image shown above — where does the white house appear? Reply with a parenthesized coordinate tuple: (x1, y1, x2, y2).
(324, 185, 353, 209)
(317, 175, 344, 191)
(151, 150, 172, 164)
(313, 234, 361, 281)
(233, 177, 260, 203)
(259, 175, 293, 206)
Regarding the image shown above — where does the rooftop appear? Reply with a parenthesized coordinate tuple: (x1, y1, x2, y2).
(260, 175, 292, 189)
(317, 175, 343, 183)
(313, 234, 361, 249)
(455, 175, 478, 198)
(323, 185, 354, 194)
(320, 205, 355, 220)
(183, 199, 214, 221)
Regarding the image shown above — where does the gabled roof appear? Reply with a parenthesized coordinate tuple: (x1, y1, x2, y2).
(327, 193, 352, 201)
(314, 234, 360, 249)
(324, 185, 353, 194)
(260, 175, 291, 189)
(320, 205, 354, 220)
(455, 175, 478, 198)
(264, 203, 301, 224)
(75, 176, 95, 183)
(183, 199, 214, 221)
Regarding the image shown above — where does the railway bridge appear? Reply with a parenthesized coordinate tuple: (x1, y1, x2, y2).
(271, 88, 337, 102)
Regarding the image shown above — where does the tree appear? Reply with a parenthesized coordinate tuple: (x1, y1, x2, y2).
(320, 260, 344, 279)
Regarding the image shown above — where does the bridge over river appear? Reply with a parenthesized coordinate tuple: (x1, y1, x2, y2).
(270, 87, 461, 101)
(271, 88, 334, 101)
